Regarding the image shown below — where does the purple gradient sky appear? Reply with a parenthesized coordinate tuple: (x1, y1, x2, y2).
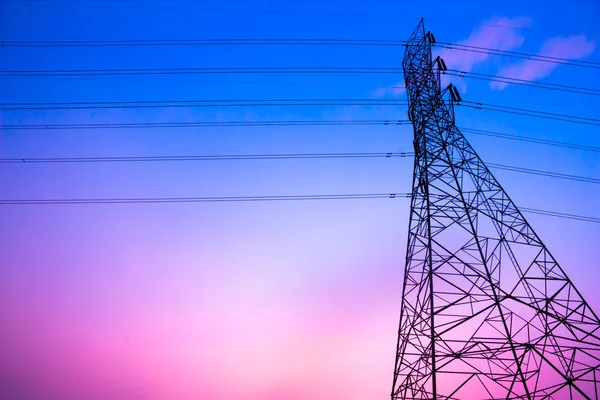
(1, 0, 599, 399)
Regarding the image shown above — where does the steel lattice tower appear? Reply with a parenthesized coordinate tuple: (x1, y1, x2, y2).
(392, 20, 600, 399)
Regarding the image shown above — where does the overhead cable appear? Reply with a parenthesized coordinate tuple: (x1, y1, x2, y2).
(0, 152, 415, 163)
(519, 208, 600, 224)
(0, 67, 406, 77)
(1, 194, 598, 224)
(0, 193, 410, 204)
(459, 127, 600, 153)
(485, 163, 600, 185)
(2, 119, 597, 155)
(445, 70, 600, 96)
(2, 151, 596, 185)
(459, 101, 600, 126)
(0, 38, 408, 47)
(0, 99, 409, 111)
(436, 42, 600, 69)
(0, 119, 409, 129)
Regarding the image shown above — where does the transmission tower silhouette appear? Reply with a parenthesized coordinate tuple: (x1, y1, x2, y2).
(391, 20, 600, 399)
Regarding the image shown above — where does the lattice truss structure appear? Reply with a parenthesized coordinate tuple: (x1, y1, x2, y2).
(392, 21, 600, 400)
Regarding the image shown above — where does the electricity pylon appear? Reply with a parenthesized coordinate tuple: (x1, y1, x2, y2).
(392, 20, 600, 399)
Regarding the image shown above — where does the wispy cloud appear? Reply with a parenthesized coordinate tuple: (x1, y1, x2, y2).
(440, 16, 531, 72)
(371, 84, 405, 98)
(491, 35, 595, 90)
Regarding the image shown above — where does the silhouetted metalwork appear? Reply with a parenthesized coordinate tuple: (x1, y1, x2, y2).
(392, 20, 600, 399)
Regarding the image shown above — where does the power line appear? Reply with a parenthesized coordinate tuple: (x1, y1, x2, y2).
(2, 151, 596, 185)
(5, 97, 388, 106)
(0, 67, 406, 77)
(6, 40, 596, 72)
(4, 98, 598, 127)
(464, 101, 600, 122)
(0, 76, 407, 95)
(0, 119, 409, 129)
(0, 100, 409, 111)
(1, 113, 596, 154)
(0, 152, 415, 163)
(459, 127, 600, 153)
(445, 70, 600, 96)
(2, 98, 595, 127)
(459, 101, 600, 126)
(519, 207, 600, 224)
(441, 42, 600, 67)
(436, 42, 600, 69)
(0, 75, 404, 91)
(486, 163, 600, 185)
(3, 150, 597, 184)
(0, 193, 410, 204)
(1, 193, 597, 224)
(2, 119, 597, 155)
(77, 77, 405, 90)
(0, 38, 408, 47)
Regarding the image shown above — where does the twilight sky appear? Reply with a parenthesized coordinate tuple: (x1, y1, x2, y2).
(1, 0, 599, 399)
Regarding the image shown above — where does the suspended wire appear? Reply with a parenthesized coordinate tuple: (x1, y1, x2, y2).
(0, 119, 409, 129)
(445, 70, 600, 96)
(120, 78, 406, 90)
(459, 101, 600, 127)
(0, 100, 408, 111)
(2, 150, 596, 185)
(0, 98, 405, 106)
(442, 42, 600, 67)
(485, 163, 600, 185)
(459, 127, 600, 153)
(0, 38, 408, 47)
(1, 193, 597, 224)
(2, 97, 595, 128)
(0, 67, 406, 77)
(0, 77, 406, 92)
(0, 193, 410, 204)
(519, 208, 600, 224)
(5, 38, 596, 72)
(20, 76, 402, 90)
(0, 152, 415, 163)
(1, 111, 596, 155)
(462, 102, 600, 122)
(2, 120, 597, 155)
(436, 42, 600, 69)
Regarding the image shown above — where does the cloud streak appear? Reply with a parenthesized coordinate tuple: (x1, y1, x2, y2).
(440, 16, 531, 72)
(371, 84, 405, 98)
(491, 35, 595, 90)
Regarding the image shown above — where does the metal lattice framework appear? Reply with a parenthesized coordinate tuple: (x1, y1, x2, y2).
(392, 21, 600, 399)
